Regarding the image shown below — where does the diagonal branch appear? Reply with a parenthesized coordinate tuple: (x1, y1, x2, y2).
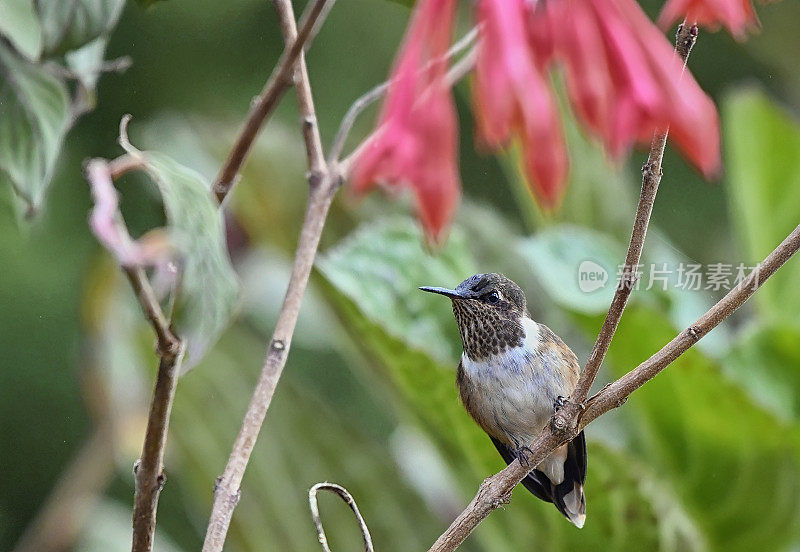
(202, 1, 339, 549)
(213, 0, 333, 203)
(555, 21, 698, 427)
(84, 157, 185, 552)
(202, 6, 479, 551)
(309, 482, 375, 552)
(428, 223, 800, 552)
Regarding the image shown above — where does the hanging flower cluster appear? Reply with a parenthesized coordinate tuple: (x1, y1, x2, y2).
(351, 0, 460, 243)
(353, 0, 729, 244)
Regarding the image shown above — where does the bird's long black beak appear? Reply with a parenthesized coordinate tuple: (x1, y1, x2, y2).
(419, 286, 462, 299)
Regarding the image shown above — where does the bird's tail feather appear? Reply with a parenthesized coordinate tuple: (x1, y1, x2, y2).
(490, 431, 587, 528)
(552, 430, 587, 527)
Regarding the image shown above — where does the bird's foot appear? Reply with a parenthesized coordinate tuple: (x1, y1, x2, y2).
(515, 446, 534, 467)
(554, 395, 567, 411)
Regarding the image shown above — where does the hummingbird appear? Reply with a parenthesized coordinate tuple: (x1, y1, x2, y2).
(420, 273, 587, 527)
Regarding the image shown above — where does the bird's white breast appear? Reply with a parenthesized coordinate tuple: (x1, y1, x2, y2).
(460, 317, 572, 448)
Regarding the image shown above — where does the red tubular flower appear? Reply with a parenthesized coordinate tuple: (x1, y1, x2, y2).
(351, 0, 459, 244)
(473, 0, 567, 208)
(549, 0, 721, 177)
(355, 0, 722, 242)
(658, 0, 760, 40)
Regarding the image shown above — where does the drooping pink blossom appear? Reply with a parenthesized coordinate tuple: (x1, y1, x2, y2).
(658, 0, 762, 40)
(547, 0, 721, 177)
(354, 0, 723, 242)
(473, 0, 567, 208)
(351, 0, 459, 244)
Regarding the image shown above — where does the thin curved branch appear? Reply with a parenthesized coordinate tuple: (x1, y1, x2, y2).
(327, 27, 478, 165)
(337, 45, 477, 178)
(84, 153, 185, 552)
(309, 483, 375, 552)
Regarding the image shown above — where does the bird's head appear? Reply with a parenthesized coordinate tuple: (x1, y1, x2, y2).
(420, 273, 528, 359)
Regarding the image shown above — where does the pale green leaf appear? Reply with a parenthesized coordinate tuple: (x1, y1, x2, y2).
(0, 41, 70, 210)
(516, 225, 622, 314)
(725, 89, 800, 319)
(0, 0, 42, 60)
(65, 36, 106, 92)
(725, 323, 800, 423)
(34, 0, 125, 56)
(123, 148, 240, 367)
(317, 216, 474, 364)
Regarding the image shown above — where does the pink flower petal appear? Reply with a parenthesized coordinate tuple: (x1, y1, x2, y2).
(351, 0, 460, 243)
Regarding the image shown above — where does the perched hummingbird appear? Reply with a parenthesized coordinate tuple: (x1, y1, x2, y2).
(421, 273, 587, 527)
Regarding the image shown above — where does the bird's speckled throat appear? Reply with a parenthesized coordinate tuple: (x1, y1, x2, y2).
(453, 299, 525, 361)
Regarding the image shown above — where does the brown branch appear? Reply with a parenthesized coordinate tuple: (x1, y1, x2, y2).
(202, 1, 340, 549)
(131, 346, 185, 552)
(213, 0, 333, 203)
(581, 226, 800, 424)
(555, 21, 698, 426)
(84, 156, 185, 552)
(203, 9, 478, 552)
(308, 482, 375, 552)
(428, 224, 800, 552)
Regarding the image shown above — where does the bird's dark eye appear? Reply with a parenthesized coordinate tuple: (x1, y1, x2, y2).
(486, 290, 500, 304)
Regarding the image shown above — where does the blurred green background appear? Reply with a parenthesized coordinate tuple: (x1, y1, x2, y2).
(1, 0, 800, 550)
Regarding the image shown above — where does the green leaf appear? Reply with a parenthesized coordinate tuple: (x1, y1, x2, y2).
(64, 36, 113, 108)
(0, 41, 70, 211)
(317, 216, 475, 364)
(603, 306, 800, 551)
(0, 0, 42, 60)
(122, 147, 240, 367)
(725, 89, 800, 319)
(34, 0, 125, 56)
(516, 225, 623, 315)
(725, 322, 800, 423)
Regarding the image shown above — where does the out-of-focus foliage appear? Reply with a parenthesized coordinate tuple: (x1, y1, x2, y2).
(724, 90, 800, 321)
(0, 41, 70, 210)
(115, 145, 239, 366)
(2, 0, 800, 551)
(0, 0, 123, 212)
(35, 0, 125, 56)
